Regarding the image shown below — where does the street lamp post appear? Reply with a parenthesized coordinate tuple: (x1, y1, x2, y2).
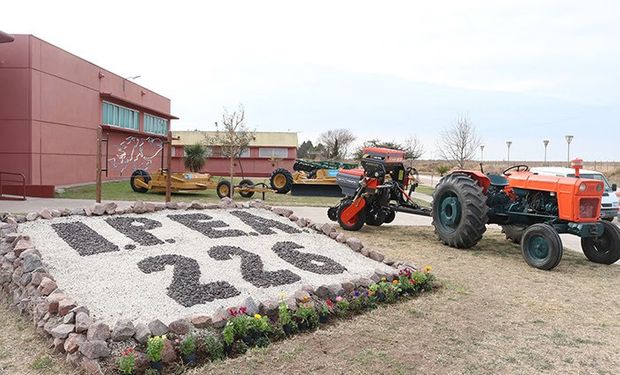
(565, 135, 573, 166)
(480, 145, 485, 162)
(506, 141, 512, 163)
(543, 140, 549, 166)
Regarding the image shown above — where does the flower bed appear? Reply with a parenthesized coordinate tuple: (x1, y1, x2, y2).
(0, 199, 435, 374)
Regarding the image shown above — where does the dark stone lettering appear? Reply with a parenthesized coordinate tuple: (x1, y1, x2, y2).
(51, 222, 119, 256)
(273, 241, 347, 274)
(230, 210, 301, 235)
(105, 217, 164, 246)
(168, 213, 247, 238)
(137, 254, 240, 307)
(208, 246, 301, 288)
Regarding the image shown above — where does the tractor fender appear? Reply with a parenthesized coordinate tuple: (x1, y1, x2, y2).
(340, 196, 366, 223)
(450, 170, 491, 193)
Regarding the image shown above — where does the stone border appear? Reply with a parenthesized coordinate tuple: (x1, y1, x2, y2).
(0, 198, 418, 373)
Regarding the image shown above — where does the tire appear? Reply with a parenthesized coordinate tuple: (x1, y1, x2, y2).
(238, 179, 255, 198)
(601, 217, 614, 222)
(337, 198, 366, 231)
(130, 170, 151, 193)
(383, 210, 396, 224)
(270, 168, 293, 194)
(327, 206, 338, 221)
(520, 224, 563, 270)
(365, 206, 386, 226)
(431, 173, 488, 248)
(501, 225, 526, 244)
(580, 221, 620, 264)
(216, 180, 232, 198)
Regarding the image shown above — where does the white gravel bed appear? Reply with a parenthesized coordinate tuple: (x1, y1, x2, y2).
(20, 208, 392, 325)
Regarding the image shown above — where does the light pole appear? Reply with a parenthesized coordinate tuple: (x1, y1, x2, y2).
(506, 141, 512, 163)
(480, 145, 485, 162)
(565, 135, 573, 166)
(543, 140, 549, 166)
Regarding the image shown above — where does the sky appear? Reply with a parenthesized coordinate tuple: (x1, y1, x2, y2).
(3, 0, 619, 161)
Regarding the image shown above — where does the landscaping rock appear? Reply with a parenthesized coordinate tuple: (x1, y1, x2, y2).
(39, 277, 57, 295)
(104, 202, 118, 214)
(168, 318, 191, 335)
(289, 214, 298, 222)
(53, 337, 66, 353)
(147, 319, 168, 336)
(162, 338, 177, 363)
(271, 207, 293, 217)
(51, 209, 61, 218)
(86, 321, 110, 341)
(346, 237, 363, 252)
(134, 323, 151, 344)
(242, 296, 259, 316)
(46, 292, 67, 314)
(79, 340, 110, 359)
(26, 212, 38, 221)
(63, 312, 76, 324)
(360, 247, 370, 257)
(81, 357, 103, 374)
(66, 351, 82, 367)
(369, 250, 385, 263)
(211, 307, 230, 328)
(13, 238, 33, 256)
(39, 209, 53, 220)
(327, 283, 344, 298)
(111, 319, 135, 341)
(294, 289, 311, 303)
(315, 285, 330, 299)
(51, 324, 75, 339)
(20, 253, 41, 273)
(335, 233, 346, 243)
(354, 277, 373, 288)
(75, 312, 93, 333)
(190, 315, 211, 329)
(58, 298, 77, 316)
(341, 281, 355, 293)
(259, 298, 279, 317)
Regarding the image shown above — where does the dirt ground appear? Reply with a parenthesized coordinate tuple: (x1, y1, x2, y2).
(1, 226, 618, 374)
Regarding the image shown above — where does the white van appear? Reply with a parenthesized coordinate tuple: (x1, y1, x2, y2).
(531, 167, 619, 221)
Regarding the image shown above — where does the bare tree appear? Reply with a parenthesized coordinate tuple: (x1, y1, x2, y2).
(317, 129, 356, 159)
(438, 116, 481, 168)
(403, 135, 424, 160)
(204, 105, 255, 192)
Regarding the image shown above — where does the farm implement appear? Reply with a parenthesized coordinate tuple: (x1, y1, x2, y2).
(329, 149, 620, 270)
(129, 169, 273, 199)
(269, 159, 358, 197)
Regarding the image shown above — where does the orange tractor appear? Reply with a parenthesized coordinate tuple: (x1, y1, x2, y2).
(330, 151, 620, 270)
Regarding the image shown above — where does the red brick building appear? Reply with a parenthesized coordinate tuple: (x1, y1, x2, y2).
(0, 34, 177, 197)
(171, 131, 297, 177)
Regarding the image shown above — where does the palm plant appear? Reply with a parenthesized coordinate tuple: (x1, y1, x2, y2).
(184, 143, 208, 172)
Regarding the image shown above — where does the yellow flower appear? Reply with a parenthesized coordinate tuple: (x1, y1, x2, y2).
(392, 280, 399, 285)
(381, 277, 387, 282)
(423, 265, 432, 273)
(161, 335, 167, 340)
(254, 313, 262, 319)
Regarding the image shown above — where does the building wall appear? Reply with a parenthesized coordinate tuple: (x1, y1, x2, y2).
(0, 35, 174, 191)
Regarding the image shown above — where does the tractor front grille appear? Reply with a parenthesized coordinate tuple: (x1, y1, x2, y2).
(579, 198, 599, 219)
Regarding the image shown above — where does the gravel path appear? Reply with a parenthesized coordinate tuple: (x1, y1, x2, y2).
(19, 208, 392, 324)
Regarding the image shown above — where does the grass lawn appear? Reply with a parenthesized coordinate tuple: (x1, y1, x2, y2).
(57, 179, 433, 208)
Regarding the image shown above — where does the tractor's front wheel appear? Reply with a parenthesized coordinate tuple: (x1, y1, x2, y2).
(270, 168, 293, 194)
(238, 179, 255, 198)
(431, 173, 488, 248)
(216, 180, 232, 198)
(501, 225, 526, 244)
(130, 170, 151, 193)
(383, 210, 396, 224)
(337, 198, 366, 231)
(580, 221, 620, 264)
(520, 224, 563, 270)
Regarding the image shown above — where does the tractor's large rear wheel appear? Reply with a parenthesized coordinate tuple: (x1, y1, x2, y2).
(130, 170, 151, 193)
(270, 168, 293, 194)
(580, 221, 620, 264)
(501, 225, 526, 244)
(337, 198, 366, 231)
(521, 223, 563, 270)
(432, 174, 488, 248)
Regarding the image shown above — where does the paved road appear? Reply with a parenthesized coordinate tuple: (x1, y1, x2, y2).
(1, 197, 617, 264)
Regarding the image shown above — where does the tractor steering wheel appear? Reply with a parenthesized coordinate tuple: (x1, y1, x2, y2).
(503, 164, 529, 175)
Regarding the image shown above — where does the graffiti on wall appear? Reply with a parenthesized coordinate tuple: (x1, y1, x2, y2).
(107, 136, 164, 175)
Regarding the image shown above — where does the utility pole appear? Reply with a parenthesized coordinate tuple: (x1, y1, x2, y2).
(480, 145, 485, 162)
(543, 139, 549, 166)
(565, 135, 573, 166)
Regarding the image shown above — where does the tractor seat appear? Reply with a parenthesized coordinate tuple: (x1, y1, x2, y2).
(488, 173, 509, 187)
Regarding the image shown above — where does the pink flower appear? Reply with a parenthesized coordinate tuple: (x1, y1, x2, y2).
(335, 296, 343, 302)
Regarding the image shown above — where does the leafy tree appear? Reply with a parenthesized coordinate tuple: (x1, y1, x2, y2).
(205, 105, 255, 191)
(437, 116, 481, 169)
(184, 143, 208, 172)
(317, 129, 356, 159)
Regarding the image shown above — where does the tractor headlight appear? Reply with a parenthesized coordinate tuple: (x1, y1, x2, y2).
(579, 183, 587, 192)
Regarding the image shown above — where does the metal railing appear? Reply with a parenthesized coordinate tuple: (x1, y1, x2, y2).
(0, 171, 26, 200)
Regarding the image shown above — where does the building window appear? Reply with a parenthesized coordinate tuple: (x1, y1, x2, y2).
(239, 148, 250, 158)
(258, 147, 288, 158)
(144, 114, 169, 135)
(102, 101, 139, 130)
